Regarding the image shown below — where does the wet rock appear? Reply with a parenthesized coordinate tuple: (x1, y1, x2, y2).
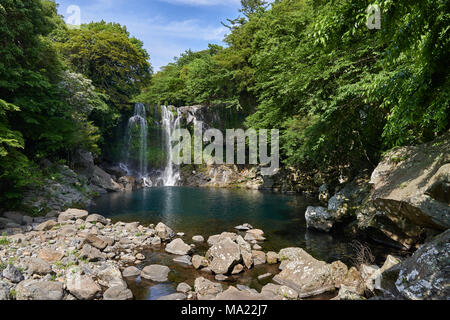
(194, 277, 223, 300)
(16, 279, 64, 300)
(334, 285, 365, 300)
(2, 264, 24, 283)
(165, 238, 192, 255)
(235, 223, 253, 231)
(319, 184, 330, 203)
(122, 266, 141, 278)
(206, 237, 241, 275)
(192, 255, 209, 270)
(58, 208, 88, 223)
(155, 223, 175, 241)
(141, 265, 170, 282)
(103, 286, 133, 300)
(173, 255, 192, 265)
(258, 273, 272, 281)
(305, 206, 334, 232)
(192, 235, 205, 243)
(244, 229, 265, 242)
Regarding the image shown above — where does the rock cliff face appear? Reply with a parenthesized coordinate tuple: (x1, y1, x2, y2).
(358, 132, 449, 249)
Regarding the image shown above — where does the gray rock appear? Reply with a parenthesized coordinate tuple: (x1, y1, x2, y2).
(24, 258, 52, 275)
(274, 248, 337, 298)
(122, 266, 141, 278)
(157, 293, 186, 300)
(80, 243, 105, 262)
(96, 264, 126, 288)
(16, 280, 64, 300)
(86, 214, 108, 225)
(0, 281, 10, 300)
(66, 274, 101, 300)
(34, 220, 57, 231)
(2, 212, 24, 225)
(177, 282, 192, 293)
(206, 237, 241, 275)
(173, 255, 192, 266)
(58, 208, 88, 223)
(267, 251, 279, 264)
(393, 230, 450, 300)
(2, 264, 24, 283)
(165, 238, 192, 255)
(192, 255, 208, 269)
(103, 286, 133, 300)
(141, 265, 170, 282)
(305, 206, 335, 232)
(192, 235, 205, 243)
(155, 222, 175, 240)
(83, 234, 108, 251)
(194, 277, 223, 300)
(252, 251, 266, 266)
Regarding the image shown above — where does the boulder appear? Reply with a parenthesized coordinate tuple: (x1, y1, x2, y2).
(206, 237, 241, 275)
(86, 214, 108, 225)
(366, 133, 450, 247)
(244, 229, 265, 242)
(58, 208, 88, 223)
(79, 244, 105, 262)
(96, 264, 126, 288)
(141, 265, 170, 282)
(103, 286, 133, 300)
(2, 212, 24, 225)
(34, 220, 57, 231)
(267, 252, 279, 265)
(2, 264, 24, 283)
(392, 230, 450, 300)
(207, 232, 238, 246)
(192, 255, 209, 270)
(192, 235, 205, 243)
(194, 277, 223, 300)
(155, 222, 175, 240)
(236, 235, 253, 269)
(274, 248, 340, 298)
(122, 266, 141, 278)
(252, 251, 266, 266)
(305, 206, 335, 232)
(0, 281, 9, 300)
(177, 282, 192, 293)
(24, 258, 52, 275)
(83, 234, 108, 251)
(16, 280, 64, 300)
(215, 286, 267, 300)
(165, 238, 192, 255)
(38, 248, 65, 263)
(66, 274, 101, 300)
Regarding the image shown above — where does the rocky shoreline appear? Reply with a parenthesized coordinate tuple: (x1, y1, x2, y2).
(1, 207, 448, 300)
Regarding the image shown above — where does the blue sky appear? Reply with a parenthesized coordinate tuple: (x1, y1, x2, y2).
(55, 0, 243, 71)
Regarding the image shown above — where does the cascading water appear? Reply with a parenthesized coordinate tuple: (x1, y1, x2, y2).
(122, 103, 152, 187)
(161, 106, 182, 186)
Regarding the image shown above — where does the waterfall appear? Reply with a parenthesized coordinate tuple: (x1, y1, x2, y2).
(161, 106, 182, 186)
(122, 103, 152, 187)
